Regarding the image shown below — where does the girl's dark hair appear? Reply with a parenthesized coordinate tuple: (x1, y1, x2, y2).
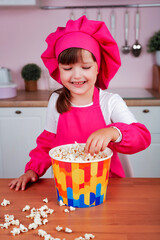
(55, 48, 96, 114)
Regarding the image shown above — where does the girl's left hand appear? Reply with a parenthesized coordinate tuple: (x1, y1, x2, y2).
(85, 127, 120, 156)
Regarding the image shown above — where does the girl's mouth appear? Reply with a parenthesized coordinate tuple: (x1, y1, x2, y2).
(71, 81, 86, 85)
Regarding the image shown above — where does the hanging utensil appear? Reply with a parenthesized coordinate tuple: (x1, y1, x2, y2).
(131, 8, 142, 57)
(110, 10, 116, 39)
(122, 10, 130, 54)
(70, 9, 75, 20)
(83, 8, 88, 18)
(97, 9, 102, 21)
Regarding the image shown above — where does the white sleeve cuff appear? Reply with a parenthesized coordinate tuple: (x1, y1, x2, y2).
(112, 127, 122, 143)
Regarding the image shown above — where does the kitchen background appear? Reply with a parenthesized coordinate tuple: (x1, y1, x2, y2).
(0, 1, 160, 178)
(0, 0, 160, 90)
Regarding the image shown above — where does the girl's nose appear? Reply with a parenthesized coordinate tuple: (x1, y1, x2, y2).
(73, 67, 82, 79)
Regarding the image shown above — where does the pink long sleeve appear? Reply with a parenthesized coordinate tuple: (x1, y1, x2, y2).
(25, 130, 56, 177)
(108, 122, 151, 154)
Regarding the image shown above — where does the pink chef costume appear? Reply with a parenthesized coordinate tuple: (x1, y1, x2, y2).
(25, 16, 151, 178)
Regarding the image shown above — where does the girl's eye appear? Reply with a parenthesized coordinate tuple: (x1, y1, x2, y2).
(82, 66, 91, 70)
(63, 67, 72, 71)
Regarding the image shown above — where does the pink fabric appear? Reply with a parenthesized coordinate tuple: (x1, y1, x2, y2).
(25, 88, 151, 178)
(55, 32, 101, 71)
(41, 15, 121, 90)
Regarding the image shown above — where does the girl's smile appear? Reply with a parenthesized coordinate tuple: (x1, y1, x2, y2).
(59, 50, 98, 105)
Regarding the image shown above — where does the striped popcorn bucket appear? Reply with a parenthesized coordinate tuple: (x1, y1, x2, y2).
(49, 144, 113, 208)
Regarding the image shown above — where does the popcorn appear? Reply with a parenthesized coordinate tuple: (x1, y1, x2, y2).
(75, 234, 95, 240)
(4, 214, 14, 223)
(34, 213, 42, 226)
(10, 227, 21, 236)
(19, 224, 28, 233)
(65, 227, 72, 233)
(38, 229, 47, 237)
(43, 198, 48, 203)
(39, 205, 49, 211)
(26, 205, 54, 219)
(10, 219, 20, 226)
(28, 222, 38, 230)
(70, 206, 76, 211)
(43, 219, 48, 225)
(38, 229, 55, 239)
(51, 142, 108, 162)
(84, 233, 95, 239)
(56, 225, 63, 232)
(0, 222, 10, 229)
(44, 234, 52, 240)
(75, 237, 85, 240)
(46, 208, 54, 214)
(22, 205, 30, 212)
(59, 200, 65, 206)
(0, 214, 20, 229)
(1, 198, 10, 206)
(64, 208, 69, 213)
(0, 197, 95, 239)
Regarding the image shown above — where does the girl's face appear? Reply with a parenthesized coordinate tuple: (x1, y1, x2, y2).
(58, 49, 98, 105)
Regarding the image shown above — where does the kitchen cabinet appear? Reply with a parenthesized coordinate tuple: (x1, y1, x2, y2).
(127, 106, 160, 177)
(0, 107, 52, 178)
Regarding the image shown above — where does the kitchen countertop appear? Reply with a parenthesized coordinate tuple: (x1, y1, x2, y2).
(0, 88, 160, 107)
(0, 178, 160, 239)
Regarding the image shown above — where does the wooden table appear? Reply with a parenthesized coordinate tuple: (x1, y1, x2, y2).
(0, 178, 160, 240)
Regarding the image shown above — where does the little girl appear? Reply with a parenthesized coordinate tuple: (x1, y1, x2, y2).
(9, 16, 151, 191)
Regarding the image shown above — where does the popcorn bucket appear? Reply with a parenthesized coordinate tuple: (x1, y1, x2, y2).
(49, 144, 113, 208)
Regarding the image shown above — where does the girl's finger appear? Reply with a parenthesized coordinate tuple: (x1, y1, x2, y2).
(94, 138, 105, 154)
(101, 138, 110, 151)
(9, 180, 18, 189)
(88, 138, 99, 156)
(21, 179, 28, 191)
(15, 180, 23, 191)
(85, 136, 93, 153)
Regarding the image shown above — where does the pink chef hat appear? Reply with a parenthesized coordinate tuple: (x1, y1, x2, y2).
(41, 15, 121, 89)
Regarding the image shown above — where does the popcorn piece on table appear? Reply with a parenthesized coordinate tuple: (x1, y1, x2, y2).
(56, 225, 63, 232)
(22, 205, 30, 212)
(38, 229, 47, 237)
(1, 198, 10, 206)
(74, 237, 85, 240)
(65, 227, 72, 233)
(0, 222, 10, 229)
(19, 224, 28, 233)
(59, 200, 65, 206)
(46, 208, 54, 214)
(10, 227, 21, 236)
(4, 214, 14, 223)
(64, 208, 69, 213)
(0, 214, 20, 229)
(28, 222, 38, 230)
(43, 198, 48, 203)
(70, 206, 76, 211)
(34, 213, 42, 226)
(44, 234, 52, 240)
(10, 219, 20, 226)
(43, 219, 48, 225)
(39, 205, 49, 211)
(84, 233, 95, 239)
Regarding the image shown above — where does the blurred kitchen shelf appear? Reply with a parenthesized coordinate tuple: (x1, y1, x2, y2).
(0, 0, 36, 6)
(107, 88, 156, 99)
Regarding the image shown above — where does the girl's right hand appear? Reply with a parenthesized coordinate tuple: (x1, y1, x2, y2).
(8, 170, 38, 191)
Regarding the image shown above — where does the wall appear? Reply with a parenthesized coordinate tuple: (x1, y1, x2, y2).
(0, 1, 160, 90)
